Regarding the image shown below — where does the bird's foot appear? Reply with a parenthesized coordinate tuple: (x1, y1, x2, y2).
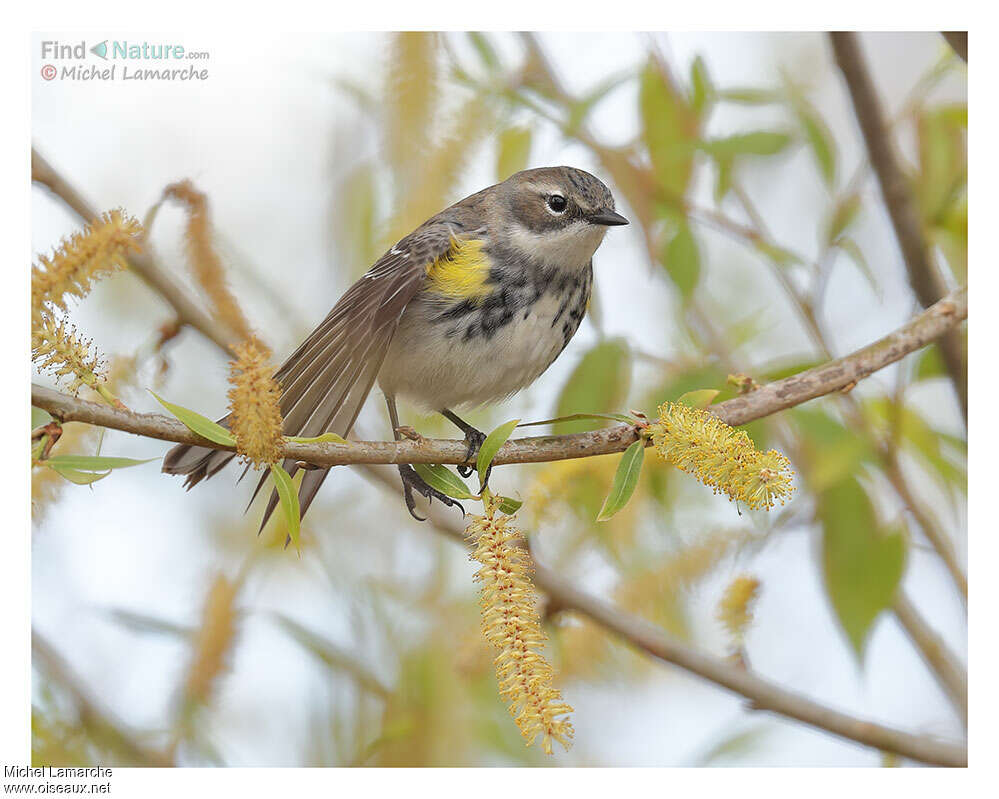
(456, 426, 487, 479)
(398, 464, 464, 522)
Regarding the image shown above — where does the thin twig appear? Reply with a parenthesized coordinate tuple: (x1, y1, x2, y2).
(893, 590, 968, 726)
(829, 32, 967, 421)
(31, 147, 241, 354)
(361, 464, 965, 768)
(32, 631, 173, 767)
(30, 286, 966, 469)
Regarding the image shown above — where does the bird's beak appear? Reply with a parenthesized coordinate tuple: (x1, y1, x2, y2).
(587, 210, 629, 226)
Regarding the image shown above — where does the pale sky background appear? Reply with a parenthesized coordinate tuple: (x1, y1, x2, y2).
(30, 31, 967, 766)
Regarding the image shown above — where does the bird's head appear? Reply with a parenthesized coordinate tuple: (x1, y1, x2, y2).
(498, 166, 627, 268)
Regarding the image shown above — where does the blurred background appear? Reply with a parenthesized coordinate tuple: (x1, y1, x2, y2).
(30, 31, 966, 766)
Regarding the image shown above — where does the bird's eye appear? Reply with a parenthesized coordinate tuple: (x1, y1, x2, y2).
(546, 194, 567, 213)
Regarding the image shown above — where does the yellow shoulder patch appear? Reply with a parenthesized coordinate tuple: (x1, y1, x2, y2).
(425, 238, 492, 302)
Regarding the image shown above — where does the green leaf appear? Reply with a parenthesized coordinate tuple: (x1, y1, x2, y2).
(797, 103, 836, 187)
(554, 339, 632, 434)
(150, 392, 236, 446)
(496, 126, 532, 181)
(818, 478, 906, 658)
(596, 440, 645, 521)
(31, 407, 52, 430)
(717, 88, 783, 105)
(713, 154, 734, 203)
(270, 463, 300, 550)
(412, 463, 475, 500)
(689, 56, 714, 116)
(914, 344, 946, 381)
(826, 194, 861, 245)
(495, 495, 523, 515)
(677, 388, 719, 408)
(835, 237, 880, 297)
(477, 418, 520, 486)
(45, 455, 157, 471)
(467, 32, 500, 70)
(286, 433, 348, 444)
(700, 131, 791, 158)
(517, 412, 634, 428)
(662, 224, 701, 300)
(47, 464, 111, 485)
(567, 71, 632, 132)
(639, 59, 698, 199)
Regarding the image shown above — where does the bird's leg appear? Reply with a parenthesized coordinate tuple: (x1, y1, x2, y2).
(385, 395, 462, 521)
(441, 408, 489, 483)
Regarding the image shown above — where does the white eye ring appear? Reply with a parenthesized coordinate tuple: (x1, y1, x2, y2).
(546, 194, 568, 215)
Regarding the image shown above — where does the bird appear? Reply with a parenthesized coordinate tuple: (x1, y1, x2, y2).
(163, 165, 628, 524)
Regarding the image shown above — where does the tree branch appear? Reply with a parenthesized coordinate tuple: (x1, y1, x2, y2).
(941, 32, 968, 63)
(32, 631, 173, 767)
(31, 286, 966, 469)
(893, 590, 968, 726)
(829, 32, 968, 422)
(31, 147, 241, 354)
(359, 464, 965, 767)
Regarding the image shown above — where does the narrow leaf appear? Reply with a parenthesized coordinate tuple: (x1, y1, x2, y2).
(700, 131, 791, 158)
(677, 389, 720, 408)
(495, 495, 524, 515)
(412, 463, 475, 500)
(270, 463, 300, 550)
(596, 440, 645, 521)
(47, 464, 111, 485)
(477, 419, 520, 485)
(496, 126, 532, 181)
(150, 391, 235, 446)
(45, 455, 157, 471)
(554, 339, 632, 434)
(662, 224, 701, 300)
(819, 478, 906, 658)
(689, 55, 714, 116)
(31, 407, 52, 430)
(517, 412, 635, 428)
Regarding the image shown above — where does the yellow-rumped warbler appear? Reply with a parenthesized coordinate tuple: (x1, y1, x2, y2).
(163, 166, 627, 521)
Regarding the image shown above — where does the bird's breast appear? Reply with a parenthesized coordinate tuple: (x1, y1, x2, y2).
(378, 263, 593, 410)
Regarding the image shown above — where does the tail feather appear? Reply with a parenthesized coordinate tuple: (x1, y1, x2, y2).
(160, 258, 425, 529)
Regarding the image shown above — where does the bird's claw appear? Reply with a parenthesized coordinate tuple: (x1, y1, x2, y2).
(398, 464, 464, 522)
(456, 427, 487, 479)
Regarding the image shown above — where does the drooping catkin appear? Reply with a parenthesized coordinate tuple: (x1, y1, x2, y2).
(162, 181, 253, 342)
(650, 402, 794, 511)
(226, 337, 284, 468)
(717, 574, 761, 645)
(31, 209, 142, 324)
(184, 574, 239, 707)
(468, 496, 573, 755)
(31, 316, 104, 394)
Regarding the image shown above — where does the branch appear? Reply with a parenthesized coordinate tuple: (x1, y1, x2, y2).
(31, 286, 966, 469)
(893, 590, 968, 726)
(359, 464, 965, 767)
(829, 32, 968, 421)
(32, 631, 173, 767)
(31, 147, 241, 354)
(941, 32, 968, 62)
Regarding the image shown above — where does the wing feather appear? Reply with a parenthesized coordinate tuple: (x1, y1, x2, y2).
(164, 221, 457, 529)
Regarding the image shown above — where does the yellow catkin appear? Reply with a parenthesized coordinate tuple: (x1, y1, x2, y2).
(31, 210, 142, 323)
(226, 337, 284, 468)
(650, 402, 794, 511)
(717, 575, 761, 644)
(163, 181, 253, 341)
(184, 574, 239, 707)
(467, 496, 573, 755)
(31, 317, 104, 394)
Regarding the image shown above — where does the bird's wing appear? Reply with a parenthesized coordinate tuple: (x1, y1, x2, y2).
(163, 219, 462, 528)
